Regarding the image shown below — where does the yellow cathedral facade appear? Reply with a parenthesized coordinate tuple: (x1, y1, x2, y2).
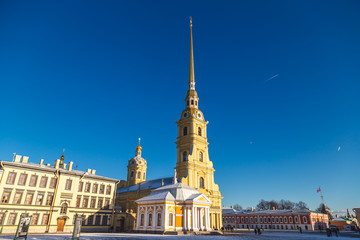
(115, 19, 223, 234)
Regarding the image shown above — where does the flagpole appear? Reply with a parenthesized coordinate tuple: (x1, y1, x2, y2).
(320, 189, 324, 205)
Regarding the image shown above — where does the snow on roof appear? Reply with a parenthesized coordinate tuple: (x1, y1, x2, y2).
(1, 160, 118, 182)
(136, 182, 210, 204)
(116, 177, 173, 194)
(136, 191, 175, 202)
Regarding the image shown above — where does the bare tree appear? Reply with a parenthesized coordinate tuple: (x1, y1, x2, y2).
(233, 204, 243, 211)
(295, 201, 308, 210)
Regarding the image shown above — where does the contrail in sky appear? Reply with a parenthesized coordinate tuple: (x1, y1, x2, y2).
(265, 74, 279, 82)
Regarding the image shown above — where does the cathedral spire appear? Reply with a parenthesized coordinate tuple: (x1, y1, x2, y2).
(188, 17, 195, 90)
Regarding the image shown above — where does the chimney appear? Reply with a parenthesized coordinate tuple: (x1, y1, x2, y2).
(14, 155, 22, 163)
(54, 159, 60, 169)
(68, 161, 73, 171)
(63, 163, 67, 169)
(40, 159, 44, 165)
(22, 156, 29, 163)
(86, 169, 91, 173)
(91, 169, 96, 175)
(46, 163, 50, 167)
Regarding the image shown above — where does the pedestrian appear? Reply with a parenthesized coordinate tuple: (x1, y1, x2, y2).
(326, 228, 332, 237)
(254, 228, 257, 235)
(258, 228, 262, 235)
(299, 226, 302, 234)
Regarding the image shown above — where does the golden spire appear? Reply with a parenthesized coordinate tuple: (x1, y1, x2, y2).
(189, 17, 195, 87)
(136, 138, 142, 156)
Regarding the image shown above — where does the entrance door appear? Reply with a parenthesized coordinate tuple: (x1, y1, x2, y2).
(57, 219, 65, 232)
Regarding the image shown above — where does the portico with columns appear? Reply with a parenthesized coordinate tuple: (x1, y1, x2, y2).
(135, 181, 212, 233)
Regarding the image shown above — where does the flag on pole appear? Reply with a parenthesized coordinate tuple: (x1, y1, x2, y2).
(317, 187, 321, 193)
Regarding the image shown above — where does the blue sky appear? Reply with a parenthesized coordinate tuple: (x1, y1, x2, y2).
(0, 0, 359, 212)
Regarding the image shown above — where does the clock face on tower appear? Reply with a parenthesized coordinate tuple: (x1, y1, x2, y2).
(197, 111, 203, 120)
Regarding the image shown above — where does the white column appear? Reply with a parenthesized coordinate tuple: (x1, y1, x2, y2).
(191, 207, 196, 231)
(136, 208, 141, 230)
(183, 206, 186, 231)
(144, 207, 148, 229)
(161, 205, 165, 231)
(152, 210, 156, 230)
(187, 207, 191, 231)
(199, 208, 203, 231)
(204, 208, 209, 231)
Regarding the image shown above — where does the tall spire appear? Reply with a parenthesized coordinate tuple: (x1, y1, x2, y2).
(189, 17, 195, 90)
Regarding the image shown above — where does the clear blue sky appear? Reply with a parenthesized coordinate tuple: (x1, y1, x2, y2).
(1, 1, 359, 213)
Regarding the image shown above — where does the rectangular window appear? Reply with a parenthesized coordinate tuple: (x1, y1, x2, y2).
(99, 184, 105, 194)
(1, 191, 11, 203)
(104, 199, 110, 209)
(24, 193, 34, 205)
(87, 215, 94, 225)
(29, 175, 38, 187)
(39, 177, 48, 188)
(35, 193, 44, 205)
(97, 199, 103, 209)
(6, 172, 16, 184)
(78, 182, 83, 192)
(82, 198, 88, 208)
(95, 215, 101, 225)
(7, 213, 17, 225)
(13, 192, 23, 204)
(85, 183, 91, 193)
(18, 174, 27, 185)
(102, 215, 108, 225)
(90, 198, 96, 208)
(65, 179, 72, 190)
(106, 186, 111, 195)
(76, 197, 81, 207)
(49, 178, 57, 188)
(46, 194, 54, 206)
(0, 213, 4, 225)
(92, 184, 98, 193)
(32, 214, 39, 225)
(42, 214, 49, 225)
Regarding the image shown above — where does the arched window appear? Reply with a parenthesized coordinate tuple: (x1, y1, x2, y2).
(183, 151, 188, 162)
(148, 213, 153, 226)
(183, 127, 188, 136)
(199, 177, 204, 188)
(140, 214, 144, 226)
(289, 216, 293, 223)
(199, 151, 203, 162)
(195, 101, 198, 106)
(191, 100, 194, 105)
(143, 173, 145, 179)
(130, 171, 134, 177)
(303, 216, 307, 223)
(198, 127, 202, 136)
(137, 171, 141, 179)
(295, 216, 298, 223)
(187, 100, 189, 106)
(60, 203, 68, 214)
(157, 213, 161, 226)
(169, 213, 174, 226)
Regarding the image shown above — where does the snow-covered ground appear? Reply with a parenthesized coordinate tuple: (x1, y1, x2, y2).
(0, 232, 357, 240)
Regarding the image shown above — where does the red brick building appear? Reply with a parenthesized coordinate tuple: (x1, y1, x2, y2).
(222, 208, 328, 231)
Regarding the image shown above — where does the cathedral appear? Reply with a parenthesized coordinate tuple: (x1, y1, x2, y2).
(115, 19, 223, 234)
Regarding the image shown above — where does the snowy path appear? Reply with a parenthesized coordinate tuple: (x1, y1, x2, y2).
(0, 232, 357, 240)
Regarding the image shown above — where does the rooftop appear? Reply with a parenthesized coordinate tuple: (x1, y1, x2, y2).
(116, 177, 173, 194)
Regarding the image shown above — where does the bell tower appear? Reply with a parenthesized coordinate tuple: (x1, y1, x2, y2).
(175, 18, 223, 230)
(127, 138, 147, 187)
